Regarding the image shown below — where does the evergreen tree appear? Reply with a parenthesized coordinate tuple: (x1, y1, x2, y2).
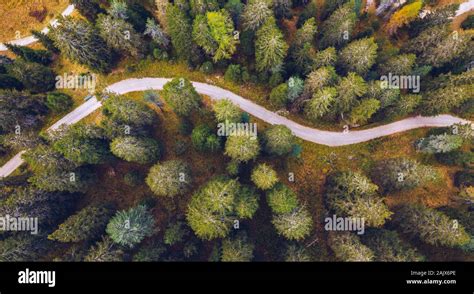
(328, 232, 374, 261)
(49, 16, 113, 73)
(395, 204, 470, 247)
(162, 78, 202, 117)
(266, 183, 299, 214)
(371, 158, 438, 193)
(304, 87, 337, 120)
(255, 17, 288, 72)
(4, 44, 52, 65)
(106, 204, 155, 248)
(166, 4, 195, 62)
(221, 232, 254, 261)
(85, 236, 124, 261)
(7, 59, 55, 93)
(262, 124, 295, 156)
(241, 0, 272, 31)
(110, 136, 161, 164)
(251, 163, 279, 190)
(272, 205, 313, 240)
(71, 0, 104, 22)
(361, 229, 423, 261)
(187, 177, 259, 240)
(349, 98, 380, 125)
(146, 160, 192, 197)
(102, 95, 156, 127)
(96, 14, 145, 58)
(415, 133, 463, 154)
(319, 2, 357, 48)
(144, 18, 170, 49)
(193, 10, 238, 62)
(334, 72, 367, 116)
(213, 99, 242, 124)
(225, 132, 260, 162)
(31, 30, 60, 53)
(338, 37, 378, 76)
(48, 205, 113, 243)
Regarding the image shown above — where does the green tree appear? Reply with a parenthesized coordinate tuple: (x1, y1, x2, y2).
(71, 0, 104, 22)
(213, 99, 242, 123)
(319, 2, 357, 48)
(144, 18, 170, 48)
(266, 183, 299, 214)
(241, 0, 272, 31)
(251, 163, 279, 190)
(52, 124, 110, 165)
(50, 16, 113, 73)
(325, 171, 392, 227)
(97, 14, 145, 58)
(29, 166, 93, 193)
(328, 232, 374, 261)
(362, 229, 423, 261)
(193, 10, 238, 62)
(395, 204, 470, 247)
(110, 136, 161, 164)
(6, 59, 55, 93)
(191, 124, 221, 152)
(287, 76, 305, 102)
(48, 205, 113, 243)
(371, 158, 438, 193)
(221, 232, 254, 261)
(379, 54, 416, 76)
(304, 66, 338, 95)
(85, 236, 124, 262)
(31, 30, 60, 53)
(146, 160, 192, 197)
(313, 47, 337, 68)
(338, 37, 378, 76)
(272, 205, 313, 240)
(349, 98, 380, 125)
(187, 177, 259, 240)
(166, 4, 195, 61)
(269, 83, 289, 108)
(102, 95, 156, 128)
(290, 17, 318, 74)
(4, 44, 51, 65)
(162, 78, 201, 117)
(46, 92, 73, 113)
(262, 124, 295, 156)
(304, 87, 337, 120)
(334, 72, 367, 116)
(225, 132, 260, 162)
(415, 133, 463, 154)
(106, 204, 155, 248)
(189, 0, 219, 16)
(255, 17, 288, 72)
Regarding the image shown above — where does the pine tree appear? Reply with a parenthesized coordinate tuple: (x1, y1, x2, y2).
(193, 10, 238, 62)
(395, 204, 470, 247)
(255, 17, 288, 72)
(328, 232, 374, 261)
(213, 99, 242, 124)
(106, 205, 155, 248)
(221, 232, 254, 261)
(71, 0, 104, 22)
(225, 132, 260, 162)
(241, 0, 272, 31)
(5, 44, 52, 65)
(187, 177, 259, 240)
(349, 98, 380, 125)
(110, 136, 161, 164)
(338, 37, 378, 76)
(272, 205, 313, 240)
(144, 18, 170, 48)
(146, 160, 192, 197)
(304, 87, 337, 120)
(251, 163, 279, 190)
(319, 2, 357, 48)
(166, 4, 195, 61)
(97, 14, 145, 58)
(162, 78, 202, 117)
(334, 72, 367, 116)
(49, 16, 113, 73)
(415, 133, 464, 154)
(262, 124, 295, 156)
